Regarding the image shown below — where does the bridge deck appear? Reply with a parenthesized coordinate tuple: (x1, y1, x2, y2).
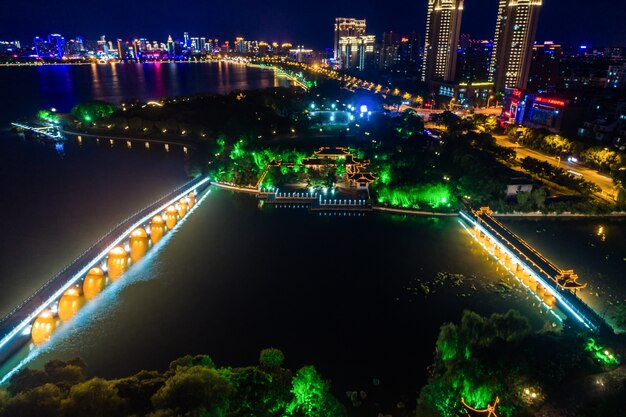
(476, 213, 562, 285)
(0, 176, 210, 366)
(461, 209, 603, 331)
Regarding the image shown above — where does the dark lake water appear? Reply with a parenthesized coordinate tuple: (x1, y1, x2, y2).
(0, 62, 625, 414)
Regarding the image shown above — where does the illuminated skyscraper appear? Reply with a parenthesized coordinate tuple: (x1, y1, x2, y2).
(167, 35, 175, 58)
(183, 32, 190, 48)
(334, 18, 366, 63)
(421, 0, 464, 83)
(489, 0, 542, 91)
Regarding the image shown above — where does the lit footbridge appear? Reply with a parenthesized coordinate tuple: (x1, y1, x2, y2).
(0, 176, 211, 383)
(11, 121, 63, 140)
(460, 207, 604, 332)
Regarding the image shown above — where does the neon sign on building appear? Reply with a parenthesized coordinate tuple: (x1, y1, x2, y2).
(534, 97, 566, 107)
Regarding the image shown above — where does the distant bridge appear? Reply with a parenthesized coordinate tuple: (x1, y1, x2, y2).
(62, 130, 199, 150)
(11, 121, 63, 140)
(460, 207, 603, 332)
(0, 176, 211, 382)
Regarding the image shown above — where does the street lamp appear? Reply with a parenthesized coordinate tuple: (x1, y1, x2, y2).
(487, 96, 494, 108)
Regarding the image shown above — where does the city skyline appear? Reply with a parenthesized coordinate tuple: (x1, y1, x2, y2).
(1, 0, 625, 48)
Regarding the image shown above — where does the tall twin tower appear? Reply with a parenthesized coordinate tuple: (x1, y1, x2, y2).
(422, 0, 542, 91)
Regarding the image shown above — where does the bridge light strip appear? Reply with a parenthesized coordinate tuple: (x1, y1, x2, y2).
(459, 211, 594, 331)
(0, 178, 210, 356)
(10, 122, 63, 140)
(0, 183, 212, 385)
(458, 220, 562, 323)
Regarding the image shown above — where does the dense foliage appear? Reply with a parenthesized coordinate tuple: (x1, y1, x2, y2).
(71, 101, 117, 123)
(417, 310, 603, 417)
(0, 350, 344, 417)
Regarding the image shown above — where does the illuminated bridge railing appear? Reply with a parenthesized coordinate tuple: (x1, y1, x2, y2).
(0, 176, 211, 365)
(11, 122, 63, 140)
(459, 209, 602, 332)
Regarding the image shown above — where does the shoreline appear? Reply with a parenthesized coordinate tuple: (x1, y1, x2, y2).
(211, 184, 626, 218)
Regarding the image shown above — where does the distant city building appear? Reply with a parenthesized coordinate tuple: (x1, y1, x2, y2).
(63, 38, 84, 58)
(235, 37, 246, 54)
(489, 0, 543, 91)
(167, 35, 175, 58)
(190, 37, 199, 51)
(607, 64, 626, 89)
(117, 39, 124, 59)
(527, 41, 563, 92)
(338, 34, 376, 71)
(48, 34, 65, 58)
(379, 32, 421, 73)
(290, 46, 314, 62)
(334, 17, 366, 64)
(0, 40, 21, 55)
(456, 35, 492, 83)
(422, 0, 464, 83)
(183, 32, 190, 48)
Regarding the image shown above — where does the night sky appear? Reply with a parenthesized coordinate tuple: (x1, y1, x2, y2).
(1, 0, 624, 48)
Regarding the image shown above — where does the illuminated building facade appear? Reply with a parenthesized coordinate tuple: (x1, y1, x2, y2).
(338, 34, 376, 71)
(422, 0, 464, 83)
(334, 17, 366, 64)
(503, 89, 586, 134)
(489, 0, 542, 91)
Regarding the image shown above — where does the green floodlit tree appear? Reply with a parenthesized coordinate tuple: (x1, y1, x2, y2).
(71, 101, 117, 123)
(287, 366, 344, 417)
(419, 311, 534, 417)
(36, 109, 59, 123)
(418, 310, 604, 417)
(259, 348, 285, 370)
(376, 184, 453, 210)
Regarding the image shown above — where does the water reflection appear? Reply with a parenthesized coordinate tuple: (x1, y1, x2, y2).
(5, 62, 292, 118)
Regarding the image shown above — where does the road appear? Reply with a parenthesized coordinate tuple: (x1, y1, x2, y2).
(493, 134, 616, 200)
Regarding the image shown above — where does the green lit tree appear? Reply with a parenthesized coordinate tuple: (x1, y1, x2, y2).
(71, 101, 117, 123)
(259, 348, 285, 370)
(287, 366, 344, 417)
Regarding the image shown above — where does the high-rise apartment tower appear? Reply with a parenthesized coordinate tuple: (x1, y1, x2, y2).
(421, 0, 464, 83)
(489, 0, 542, 90)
